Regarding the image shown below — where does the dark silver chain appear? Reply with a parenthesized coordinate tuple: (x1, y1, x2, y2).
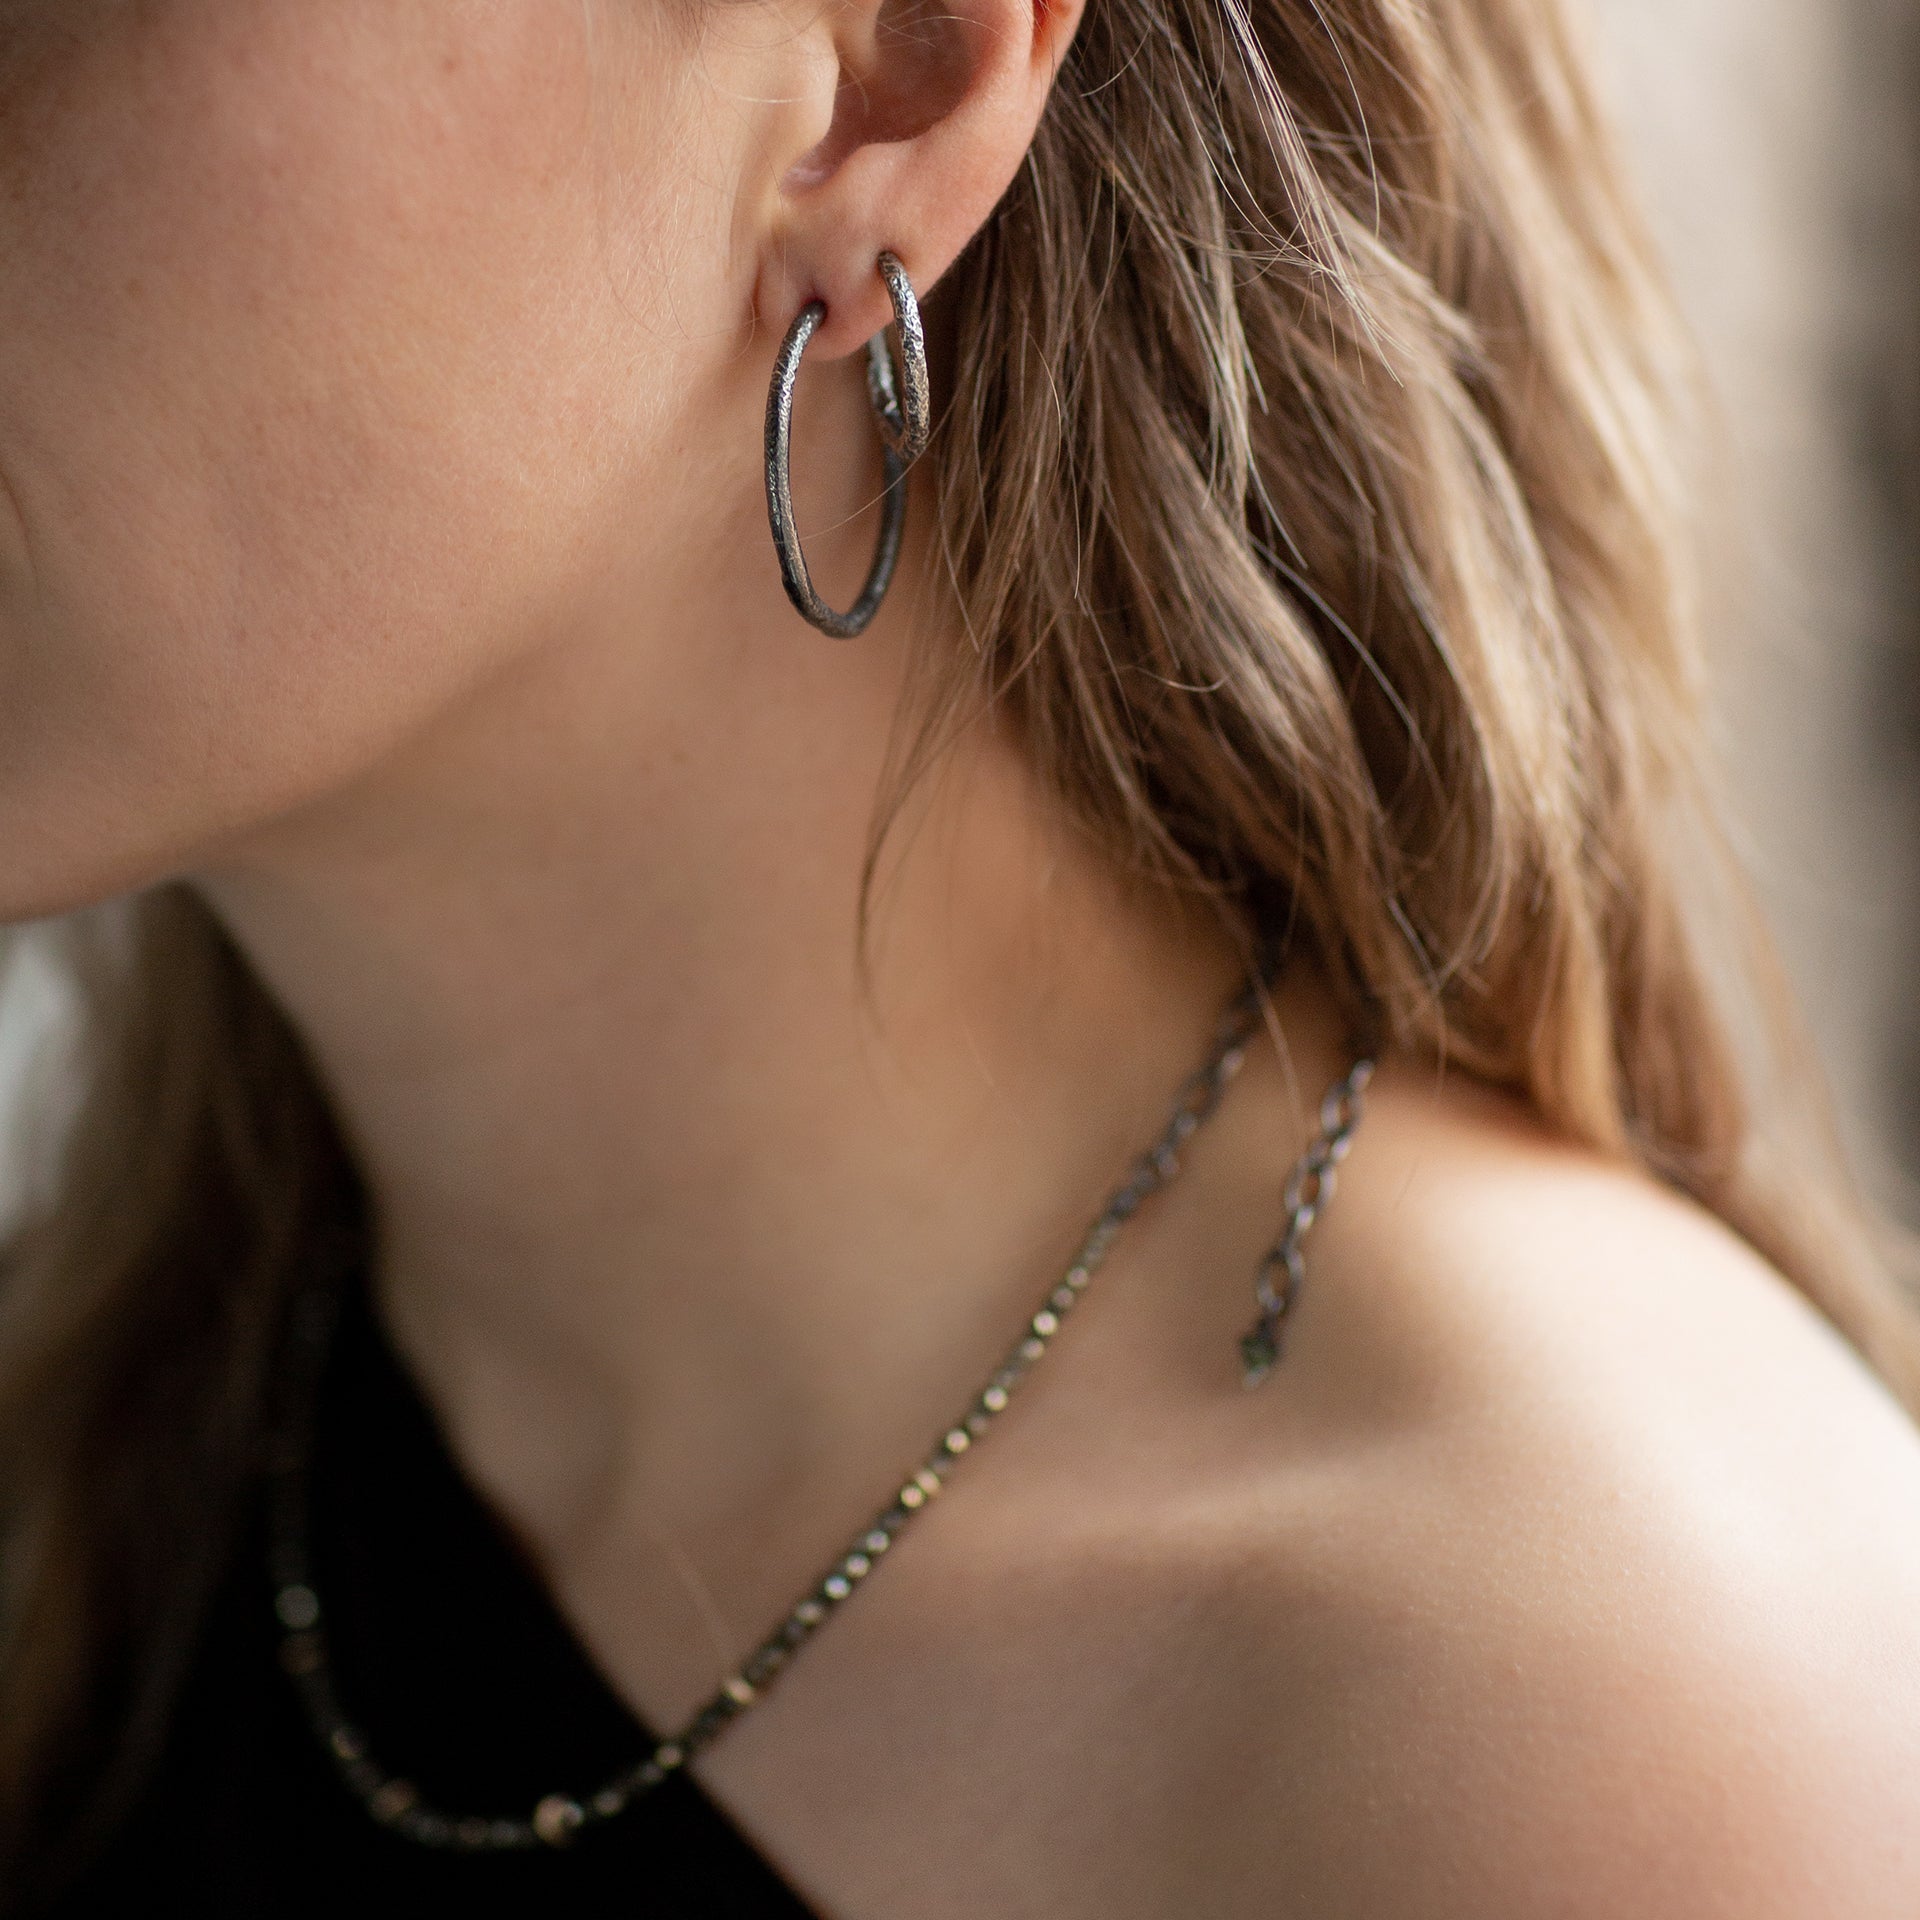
(265, 988, 1369, 1852)
(1237, 1056, 1374, 1385)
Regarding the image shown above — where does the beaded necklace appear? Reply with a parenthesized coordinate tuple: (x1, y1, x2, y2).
(265, 983, 1371, 1852)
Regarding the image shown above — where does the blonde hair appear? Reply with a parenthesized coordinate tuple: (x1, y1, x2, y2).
(4, 0, 1916, 1889)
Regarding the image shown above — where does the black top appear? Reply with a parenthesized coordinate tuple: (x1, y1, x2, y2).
(57, 1281, 822, 1918)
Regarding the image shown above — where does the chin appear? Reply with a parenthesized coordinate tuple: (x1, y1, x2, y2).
(0, 773, 232, 929)
(0, 855, 179, 931)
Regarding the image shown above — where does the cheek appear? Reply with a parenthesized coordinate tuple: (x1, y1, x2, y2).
(0, 0, 717, 918)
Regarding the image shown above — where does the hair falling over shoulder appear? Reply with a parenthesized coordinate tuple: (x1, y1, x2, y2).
(2, 0, 1916, 1891)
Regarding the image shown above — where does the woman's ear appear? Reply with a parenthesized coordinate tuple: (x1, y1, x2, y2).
(753, 0, 1086, 357)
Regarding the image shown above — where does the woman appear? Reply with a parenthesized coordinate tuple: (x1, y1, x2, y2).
(1, 0, 1917, 1912)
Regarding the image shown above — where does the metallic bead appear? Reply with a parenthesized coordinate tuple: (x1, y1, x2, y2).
(1050, 1285, 1076, 1312)
(1239, 1322, 1280, 1386)
(965, 1412, 990, 1437)
(863, 1529, 891, 1553)
(654, 1743, 685, 1771)
(795, 1598, 827, 1626)
(914, 1468, 944, 1496)
(899, 1481, 926, 1509)
(1032, 1309, 1059, 1336)
(823, 1573, 852, 1600)
(685, 1703, 729, 1746)
(279, 1632, 323, 1677)
(1019, 1337, 1046, 1362)
(329, 1725, 367, 1763)
(723, 1674, 757, 1706)
(369, 1779, 418, 1824)
(943, 1427, 971, 1454)
(982, 1385, 1009, 1413)
(844, 1552, 871, 1578)
(591, 1788, 627, 1819)
(1066, 1265, 1092, 1289)
(533, 1795, 586, 1847)
(275, 1584, 321, 1632)
(745, 1644, 787, 1682)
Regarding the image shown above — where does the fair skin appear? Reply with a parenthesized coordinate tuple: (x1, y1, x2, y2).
(2, 2, 1919, 1915)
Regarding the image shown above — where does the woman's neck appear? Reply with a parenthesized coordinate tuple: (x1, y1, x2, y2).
(189, 554, 1249, 1575)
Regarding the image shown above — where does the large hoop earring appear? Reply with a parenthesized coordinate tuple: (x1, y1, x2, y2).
(764, 250, 931, 639)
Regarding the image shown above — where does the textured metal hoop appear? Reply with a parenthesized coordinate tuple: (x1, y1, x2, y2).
(765, 250, 931, 639)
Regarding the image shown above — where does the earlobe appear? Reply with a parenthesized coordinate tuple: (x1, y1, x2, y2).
(756, 0, 1084, 359)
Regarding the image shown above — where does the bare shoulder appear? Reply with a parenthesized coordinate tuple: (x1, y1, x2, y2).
(1127, 1061, 1920, 1918)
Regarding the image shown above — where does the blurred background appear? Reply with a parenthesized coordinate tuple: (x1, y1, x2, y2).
(1591, 0, 1920, 1215)
(1, 3, 1917, 1217)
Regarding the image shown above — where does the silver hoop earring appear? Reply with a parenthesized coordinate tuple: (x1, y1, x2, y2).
(764, 250, 931, 639)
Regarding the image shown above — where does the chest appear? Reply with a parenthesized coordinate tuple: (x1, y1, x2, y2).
(642, 1513, 1240, 1920)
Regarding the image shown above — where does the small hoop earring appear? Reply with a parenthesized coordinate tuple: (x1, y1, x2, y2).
(764, 250, 931, 639)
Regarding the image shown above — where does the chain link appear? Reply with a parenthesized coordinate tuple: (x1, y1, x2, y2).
(1238, 1056, 1375, 1386)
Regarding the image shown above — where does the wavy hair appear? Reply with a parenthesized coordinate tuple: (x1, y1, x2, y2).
(4, 0, 1916, 1893)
